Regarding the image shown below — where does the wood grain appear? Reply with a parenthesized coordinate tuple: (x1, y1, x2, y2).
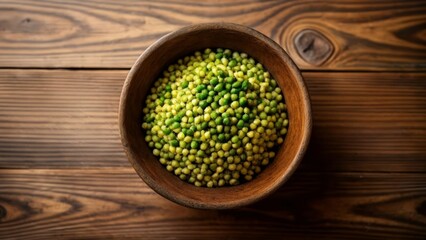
(0, 70, 126, 167)
(0, 0, 424, 238)
(305, 72, 426, 172)
(0, 0, 425, 70)
(0, 168, 424, 239)
(0, 70, 424, 171)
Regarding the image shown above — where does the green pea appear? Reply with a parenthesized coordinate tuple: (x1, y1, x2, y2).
(225, 77, 234, 83)
(198, 91, 208, 100)
(201, 122, 208, 130)
(173, 115, 181, 122)
(165, 118, 174, 126)
(237, 120, 245, 129)
(163, 128, 171, 135)
(214, 83, 224, 92)
(211, 102, 219, 109)
(218, 133, 226, 142)
(210, 77, 219, 86)
(230, 101, 239, 109)
(210, 128, 217, 135)
(242, 114, 250, 122)
(196, 84, 205, 92)
(170, 139, 179, 147)
(230, 88, 240, 94)
(231, 94, 238, 101)
(238, 97, 248, 107)
(190, 141, 199, 149)
(222, 143, 231, 151)
(181, 81, 189, 88)
(199, 100, 208, 109)
(215, 116, 222, 125)
(223, 117, 230, 126)
(232, 81, 241, 88)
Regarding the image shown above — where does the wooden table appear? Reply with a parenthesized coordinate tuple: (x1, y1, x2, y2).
(0, 1, 425, 239)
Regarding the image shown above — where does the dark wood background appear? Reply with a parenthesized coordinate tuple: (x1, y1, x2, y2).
(0, 0, 425, 239)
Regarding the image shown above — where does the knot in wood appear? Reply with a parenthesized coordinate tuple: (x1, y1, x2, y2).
(0, 205, 6, 219)
(294, 29, 333, 66)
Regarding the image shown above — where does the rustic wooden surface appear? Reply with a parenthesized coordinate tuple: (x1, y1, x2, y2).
(0, 0, 425, 239)
(1, 169, 425, 239)
(0, 0, 425, 70)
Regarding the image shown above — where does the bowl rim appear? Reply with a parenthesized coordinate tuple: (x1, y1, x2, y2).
(119, 22, 312, 209)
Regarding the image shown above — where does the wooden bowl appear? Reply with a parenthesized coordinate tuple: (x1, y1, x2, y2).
(119, 23, 312, 209)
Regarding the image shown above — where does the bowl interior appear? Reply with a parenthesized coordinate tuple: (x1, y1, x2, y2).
(119, 23, 311, 209)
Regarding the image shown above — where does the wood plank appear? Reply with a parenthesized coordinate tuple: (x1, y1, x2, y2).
(304, 72, 426, 172)
(0, 70, 126, 167)
(0, 168, 424, 239)
(0, 70, 425, 171)
(0, 0, 425, 70)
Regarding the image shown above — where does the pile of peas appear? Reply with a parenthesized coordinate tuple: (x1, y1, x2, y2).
(142, 48, 288, 187)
